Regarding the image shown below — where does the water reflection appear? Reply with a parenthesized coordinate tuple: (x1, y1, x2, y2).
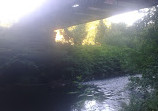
(85, 100, 96, 109)
(73, 99, 115, 111)
(72, 76, 133, 111)
(72, 85, 114, 111)
(84, 100, 114, 111)
(0, 76, 136, 111)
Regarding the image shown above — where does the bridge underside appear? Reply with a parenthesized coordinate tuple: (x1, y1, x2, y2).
(20, 0, 158, 29)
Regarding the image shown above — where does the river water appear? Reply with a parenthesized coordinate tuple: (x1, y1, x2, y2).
(0, 75, 138, 111)
(72, 75, 140, 111)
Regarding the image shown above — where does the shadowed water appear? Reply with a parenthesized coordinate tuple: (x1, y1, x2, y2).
(72, 75, 141, 111)
(0, 75, 139, 111)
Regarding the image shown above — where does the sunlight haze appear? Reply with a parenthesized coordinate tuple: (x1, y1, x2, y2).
(0, 0, 145, 28)
(0, 0, 46, 27)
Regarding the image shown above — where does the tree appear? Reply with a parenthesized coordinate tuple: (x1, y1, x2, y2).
(95, 20, 107, 43)
(121, 6, 158, 111)
(64, 24, 87, 45)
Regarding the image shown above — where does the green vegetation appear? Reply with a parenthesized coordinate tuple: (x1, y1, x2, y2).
(64, 24, 87, 45)
(59, 6, 158, 110)
(58, 45, 125, 81)
(119, 6, 158, 111)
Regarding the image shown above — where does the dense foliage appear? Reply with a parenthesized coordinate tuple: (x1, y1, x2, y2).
(58, 45, 125, 81)
(57, 6, 158, 110)
(120, 6, 158, 111)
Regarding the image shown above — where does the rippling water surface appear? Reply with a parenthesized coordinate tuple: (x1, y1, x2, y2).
(72, 75, 138, 111)
(0, 75, 140, 111)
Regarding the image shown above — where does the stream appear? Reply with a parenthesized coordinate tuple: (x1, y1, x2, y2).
(72, 75, 140, 111)
(0, 75, 139, 111)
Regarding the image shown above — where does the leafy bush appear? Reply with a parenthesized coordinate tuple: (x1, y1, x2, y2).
(59, 45, 126, 81)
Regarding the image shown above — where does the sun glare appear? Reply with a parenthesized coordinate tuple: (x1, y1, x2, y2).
(55, 30, 65, 42)
(82, 20, 99, 45)
(0, 0, 46, 27)
(55, 29, 74, 45)
(107, 10, 145, 26)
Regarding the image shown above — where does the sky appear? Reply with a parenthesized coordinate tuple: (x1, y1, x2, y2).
(107, 10, 145, 26)
(0, 0, 145, 27)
